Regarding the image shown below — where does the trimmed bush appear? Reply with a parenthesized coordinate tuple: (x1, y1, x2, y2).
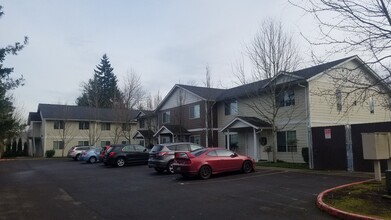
(45, 150, 55, 158)
(301, 147, 309, 164)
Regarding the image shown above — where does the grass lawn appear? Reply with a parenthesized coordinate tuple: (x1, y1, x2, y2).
(323, 180, 391, 219)
(256, 161, 309, 169)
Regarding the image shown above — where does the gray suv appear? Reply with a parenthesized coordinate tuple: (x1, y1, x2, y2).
(148, 142, 204, 174)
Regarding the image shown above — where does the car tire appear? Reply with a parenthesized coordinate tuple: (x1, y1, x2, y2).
(76, 154, 81, 161)
(88, 156, 97, 164)
(154, 167, 165, 173)
(116, 157, 126, 167)
(167, 160, 175, 174)
(242, 160, 253, 173)
(199, 165, 212, 180)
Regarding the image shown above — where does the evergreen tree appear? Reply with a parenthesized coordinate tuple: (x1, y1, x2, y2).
(11, 137, 17, 155)
(23, 141, 28, 156)
(76, 54, 122, 108)
(17, 137, 22, 154)
(0, 5, 28, 151)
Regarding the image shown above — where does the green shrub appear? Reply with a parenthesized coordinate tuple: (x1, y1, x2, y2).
(45, 150, 55, 158)
(301, 147, 309, 163)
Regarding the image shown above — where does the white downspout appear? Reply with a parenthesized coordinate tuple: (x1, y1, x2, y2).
(298, 83, 313, 169)
(253, 128, 258, 161)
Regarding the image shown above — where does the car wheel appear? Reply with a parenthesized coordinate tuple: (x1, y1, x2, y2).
(88, 156, 97, 164)
(154, 167, 165, 173)
(116, 157, 126, 167)
(199, 165, 212, 180)
(76, 154, 81, 161)
(167, 161, 175, 174)
(242, 160, 253, 173)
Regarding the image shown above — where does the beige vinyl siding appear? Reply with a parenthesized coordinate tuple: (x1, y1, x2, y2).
(217, 86, 309, 162)
(309, 61, 391, 127)
(160, 87, 203, 110)
(44, 120, 138, 157)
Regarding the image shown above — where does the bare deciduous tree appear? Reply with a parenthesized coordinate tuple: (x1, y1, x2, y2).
(290, 0, 391, 108)
(122, 69, 145, 110)
(56, 105, 77, 157)
(235, 19, 303, 162)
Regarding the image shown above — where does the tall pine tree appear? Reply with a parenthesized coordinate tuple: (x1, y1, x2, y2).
(0, 5, 28, 144)
(76, 54, 122, 108)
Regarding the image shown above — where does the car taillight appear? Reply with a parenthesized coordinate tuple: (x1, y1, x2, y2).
(108, 152, 116, 157)
(158, 152, 167, 157)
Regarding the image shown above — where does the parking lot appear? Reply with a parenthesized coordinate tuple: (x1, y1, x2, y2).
(0, 158, 372, 220)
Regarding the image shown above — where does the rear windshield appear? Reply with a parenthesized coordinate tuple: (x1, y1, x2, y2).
(106, 147, 114, 153)
(150, 145, 164, 152)
(192, 148, 208, 157)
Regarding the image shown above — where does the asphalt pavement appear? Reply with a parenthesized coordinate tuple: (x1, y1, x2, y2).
(0, 158, 372, 220)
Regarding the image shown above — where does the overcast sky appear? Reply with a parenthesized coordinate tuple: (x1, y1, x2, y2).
(1, 0, 335, 119)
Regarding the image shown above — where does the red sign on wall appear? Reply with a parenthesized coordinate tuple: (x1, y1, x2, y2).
(324, 129, 331, 139)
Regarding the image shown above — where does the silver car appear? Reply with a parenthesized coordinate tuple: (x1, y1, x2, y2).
(67, 145, 92, 161)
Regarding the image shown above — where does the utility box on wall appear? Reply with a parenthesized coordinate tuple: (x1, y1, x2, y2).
(361, 133, 390, 160)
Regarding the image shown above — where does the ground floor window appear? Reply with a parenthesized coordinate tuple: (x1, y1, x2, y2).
(53, 141, 64, 150)
(121, 140, 129, 144)
(190, 135, 201, 145)
(78, 140, 89, 146)
(100, 141, 110, 146)
(225, 133, 239, 150)
(139, 140, 145, 146)
(161, 136, 171, 144)
(277, 130, 297, 152)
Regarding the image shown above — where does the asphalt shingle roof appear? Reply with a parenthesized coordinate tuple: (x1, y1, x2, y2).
(237, 116, 271, 128)
(177, 84, 225, 100)
(217, 56, 355, 100)
(35, 104, 139, 122)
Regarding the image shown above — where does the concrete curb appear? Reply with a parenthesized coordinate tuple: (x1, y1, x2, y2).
(316, 179, 382, 220)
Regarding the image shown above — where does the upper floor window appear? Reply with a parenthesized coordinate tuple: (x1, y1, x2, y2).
(224, 99, 238, 115)
(369, 97, 375, 114)
(276, 89, 295, 107)
(190, 104, 200, 119)
(162, 111, 170, 124)
(101, 123, 111, 131)
(79, 121, 89, 130)
(122, 123, 131, 131)
(139, 119, 145, 128)
(277, 130, 297, 152)
(336, 89, 342, 112)
(54, 120, 64, 129)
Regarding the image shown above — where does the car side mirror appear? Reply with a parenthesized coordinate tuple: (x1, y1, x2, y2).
(143, 149, 147, 152)
(231, 153, 238, 158)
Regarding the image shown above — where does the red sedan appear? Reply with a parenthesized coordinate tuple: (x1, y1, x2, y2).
(173, 148, 255, 179)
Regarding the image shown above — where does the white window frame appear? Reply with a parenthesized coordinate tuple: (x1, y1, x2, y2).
(53, 141, 64, 150)
(162, 111, 170, 124)
(190, 104, 200, 119)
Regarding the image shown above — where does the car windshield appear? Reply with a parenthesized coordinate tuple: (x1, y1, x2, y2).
(191, 148, 208, 157)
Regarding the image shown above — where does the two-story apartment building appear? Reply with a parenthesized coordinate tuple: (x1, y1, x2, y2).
(145, 56, 391, 168)
(27, 104, 139, 157)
